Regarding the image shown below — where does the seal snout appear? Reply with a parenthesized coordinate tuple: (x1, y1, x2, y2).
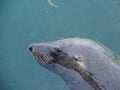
(28, 44, 57, 54)
(29, 45, 33, 52)
(29, 46, 33, 51)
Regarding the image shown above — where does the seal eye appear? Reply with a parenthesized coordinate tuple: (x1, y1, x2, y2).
(49, 48, 66, 60)
(49, 48, 62, 58)
(54, 48, 62, 52)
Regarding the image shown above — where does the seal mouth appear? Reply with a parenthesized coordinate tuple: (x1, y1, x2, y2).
(33, 52, 49, 64)
(29, 45, 54, 64)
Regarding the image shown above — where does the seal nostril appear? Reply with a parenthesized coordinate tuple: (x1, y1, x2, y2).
(29, 47, 33, 51)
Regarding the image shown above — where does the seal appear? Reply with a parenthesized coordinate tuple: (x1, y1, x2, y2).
(29, 38, 120, 90)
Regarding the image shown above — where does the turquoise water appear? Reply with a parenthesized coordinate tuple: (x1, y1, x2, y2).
(0, 0, 120, 90)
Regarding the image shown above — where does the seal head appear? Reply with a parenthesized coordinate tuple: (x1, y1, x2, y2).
(29, 38, 120, 90)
